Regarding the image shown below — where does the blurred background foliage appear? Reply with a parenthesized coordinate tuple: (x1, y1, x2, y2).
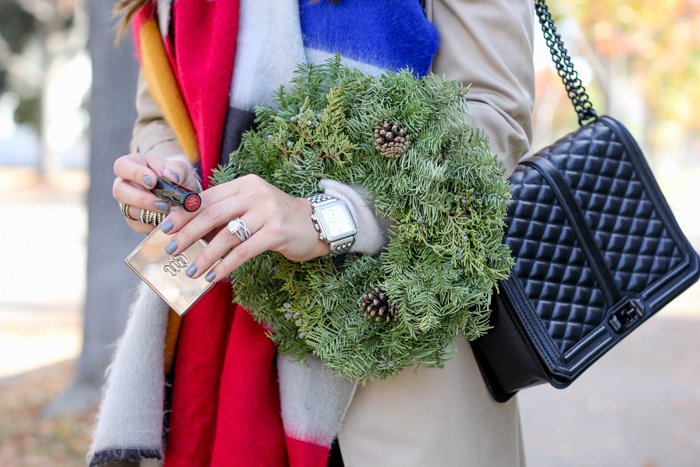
(534, 0, 700, 171)
(0, 0, 88, 173)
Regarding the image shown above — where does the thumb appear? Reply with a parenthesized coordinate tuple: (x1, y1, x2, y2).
(162, 157, 202, 193)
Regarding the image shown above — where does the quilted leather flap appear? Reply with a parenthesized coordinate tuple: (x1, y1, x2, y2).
(502, 116, 698, 374)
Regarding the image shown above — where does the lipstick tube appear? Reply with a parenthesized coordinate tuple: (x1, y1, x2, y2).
(151, 176, 201, 212)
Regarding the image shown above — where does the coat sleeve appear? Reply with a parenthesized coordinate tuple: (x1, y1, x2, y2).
(130, 70, 188, 160)
(328, 0, 536, 256)
(430, 0, 536, 179)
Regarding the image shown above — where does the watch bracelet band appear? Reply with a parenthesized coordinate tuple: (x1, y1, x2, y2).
(306, 193, 336, 205)
(306, 193, 355, 257)
(329, 236, 355, 255)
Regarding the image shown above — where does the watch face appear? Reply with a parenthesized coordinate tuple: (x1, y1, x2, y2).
(317, 202, 356, 240)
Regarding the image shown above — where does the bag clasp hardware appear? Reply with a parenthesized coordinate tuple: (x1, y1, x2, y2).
(608, 298, 645, 333)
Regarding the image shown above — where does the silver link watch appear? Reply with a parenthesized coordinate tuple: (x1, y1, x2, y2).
(307, 194, 357, 256)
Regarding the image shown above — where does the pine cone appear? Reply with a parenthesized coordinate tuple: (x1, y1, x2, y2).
(361, 287, 398, 323)
(374, 121, 410, 159)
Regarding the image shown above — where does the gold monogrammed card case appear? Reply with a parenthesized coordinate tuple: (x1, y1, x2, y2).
(125, 219, 219, 316)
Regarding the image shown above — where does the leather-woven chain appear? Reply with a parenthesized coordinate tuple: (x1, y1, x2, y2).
(535, 0, 598, 125)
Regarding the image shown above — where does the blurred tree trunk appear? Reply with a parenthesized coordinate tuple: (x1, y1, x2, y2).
(46, 0, 142, 414)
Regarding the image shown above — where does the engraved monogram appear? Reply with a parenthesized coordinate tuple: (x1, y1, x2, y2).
(162, 254, 190, 277)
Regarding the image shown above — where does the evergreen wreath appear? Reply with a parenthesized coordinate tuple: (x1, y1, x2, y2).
(210, 56, 514, 382)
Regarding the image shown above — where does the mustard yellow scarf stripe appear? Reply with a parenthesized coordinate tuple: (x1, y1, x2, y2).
(139, 19, 200, 165)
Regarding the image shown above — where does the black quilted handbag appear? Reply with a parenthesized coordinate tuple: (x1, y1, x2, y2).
(470, 0, 700, 402)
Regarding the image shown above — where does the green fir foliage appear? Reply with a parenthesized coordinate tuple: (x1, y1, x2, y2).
(211, 56, 513, 382)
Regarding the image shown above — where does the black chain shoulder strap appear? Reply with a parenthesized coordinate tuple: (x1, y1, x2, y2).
(535, 0, 598, 125)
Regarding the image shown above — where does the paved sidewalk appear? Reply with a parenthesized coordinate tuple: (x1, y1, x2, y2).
(0, 168, 85, 377)
(520, 312, 700, 467)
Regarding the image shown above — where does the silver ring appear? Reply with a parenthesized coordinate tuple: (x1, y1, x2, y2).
(227, 218, 251, 242)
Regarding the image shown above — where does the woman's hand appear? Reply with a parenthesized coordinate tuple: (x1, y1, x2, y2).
(112, 153, 201, 234)
(161, 174, 331, 283)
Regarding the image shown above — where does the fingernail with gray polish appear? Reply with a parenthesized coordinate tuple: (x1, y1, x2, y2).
(169, 171, 181, 183)
(155, 201, 170, 212)
(165, 239, 178, 255)
(143, 175, 152, 187)
(205, 271, 216, 282)
(186, 264, 198, 278)
(161, 220, 173, 234)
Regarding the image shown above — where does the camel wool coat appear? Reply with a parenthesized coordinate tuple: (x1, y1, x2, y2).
(128, 0, 535, 465)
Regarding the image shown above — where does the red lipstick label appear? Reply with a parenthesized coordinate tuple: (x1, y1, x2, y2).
(185, 195, 201, 211)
